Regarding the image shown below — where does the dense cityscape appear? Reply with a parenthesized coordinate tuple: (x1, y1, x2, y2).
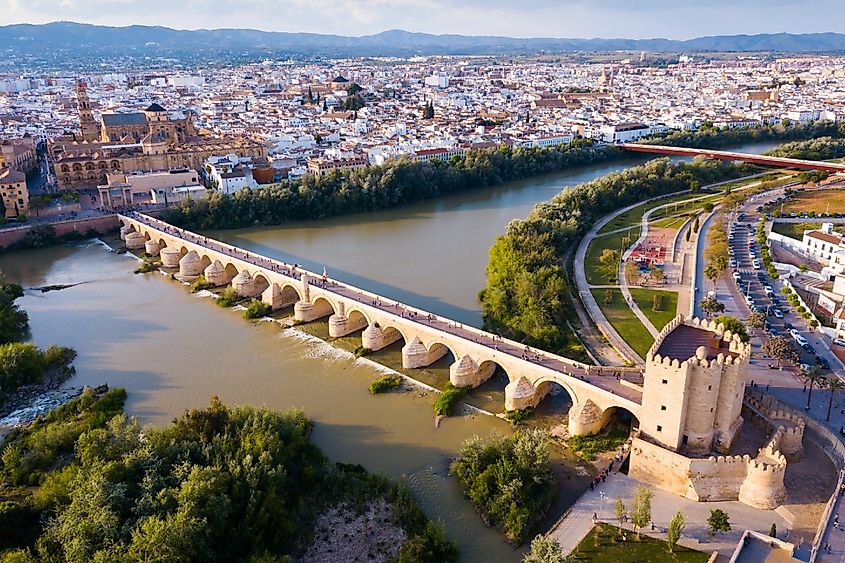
(4, 11, 845, 563)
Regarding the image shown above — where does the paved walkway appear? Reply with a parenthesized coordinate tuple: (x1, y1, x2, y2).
(549, 470, 792, 559)
(574, 195, 681, 365)
(129, 212, 649, 402)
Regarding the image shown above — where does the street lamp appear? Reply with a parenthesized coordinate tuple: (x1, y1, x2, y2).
(599, 491, 607, 522)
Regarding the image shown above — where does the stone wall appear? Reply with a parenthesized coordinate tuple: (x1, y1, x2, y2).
(0, 214, 119, 249)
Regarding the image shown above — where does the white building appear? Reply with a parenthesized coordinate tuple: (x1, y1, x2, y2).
(514, 133, 573, 149)
(424, 75, 450, 89)
(206, 154, 258, 194)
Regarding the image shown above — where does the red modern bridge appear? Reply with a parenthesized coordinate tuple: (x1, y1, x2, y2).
(620, 143, 845, 173)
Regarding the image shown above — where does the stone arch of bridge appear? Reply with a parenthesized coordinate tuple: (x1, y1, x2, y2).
(223, 262, 240, 281)
(378, 323, 409, 346)
(252, 273, 270, 295)
(345, 306, 371, 328)
(422, 339, 458, 364)
(533, 376, 579, 407)
(311, 296, 337, 319)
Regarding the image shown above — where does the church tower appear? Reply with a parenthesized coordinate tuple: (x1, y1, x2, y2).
(76, 81, 100, 142)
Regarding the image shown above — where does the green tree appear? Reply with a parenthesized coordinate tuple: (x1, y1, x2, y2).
(599, 249, 620, 281)
(827, 378, 845, 421)
(699, 295, 724, 318)
(714, 315, 749, 342)
(614, 497, 626, 528)
(762, 335, 797, 367)
(707, 509, 731, 536)
(667, 511, 685, 553)
(804, 368, 826, 409)
(522, 533, 564, 563)
(747, 311, 767, 330)
(629, 486, 653, 540)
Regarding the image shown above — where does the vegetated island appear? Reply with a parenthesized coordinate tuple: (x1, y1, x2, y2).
(0, 391, 458, 562)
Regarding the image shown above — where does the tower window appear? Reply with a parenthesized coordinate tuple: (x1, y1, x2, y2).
(708, 385, 712, 391)
(661, 379, 668, 384)
(660, 405, 667, 411)
(656, 425, 662, 432)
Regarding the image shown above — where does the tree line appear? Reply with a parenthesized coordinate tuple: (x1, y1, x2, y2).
(0, 392, 458, 562)
(162, 138, 625, 230)
(479, 157, 756, 356)
(643, 120, 845, 150)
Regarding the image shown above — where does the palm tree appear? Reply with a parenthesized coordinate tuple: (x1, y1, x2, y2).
(826, 378, 845, 421)
(804, 368, 827, 410)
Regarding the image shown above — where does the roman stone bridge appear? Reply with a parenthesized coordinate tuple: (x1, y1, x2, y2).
(119, 212, 643, 435)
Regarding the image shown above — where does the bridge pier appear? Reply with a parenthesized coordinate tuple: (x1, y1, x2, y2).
(204, 260, 233, 287)
(262, 283, 298, 310)
(568, 399, 608, 436)
(119, 225, 133, 240)
(124, 231, 146, 250)
(505, 376, 542, 411)
(328, 303, 367, 338)
(449, 355, 496, 388)
(232, 270, 262, 298)
(144, 239, 160, 256)
(362, 323, 403, 352)
(176, 250, 204, 282)
(402, 337, 449, 368)
(159, 247, 181, 268)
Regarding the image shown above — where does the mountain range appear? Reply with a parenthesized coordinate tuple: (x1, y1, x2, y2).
(3, 22, 845, 60)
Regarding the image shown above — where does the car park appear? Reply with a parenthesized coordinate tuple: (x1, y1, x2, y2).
(745, 294, 754, 306)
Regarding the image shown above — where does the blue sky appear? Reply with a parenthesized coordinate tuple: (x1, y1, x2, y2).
(1, 0, 843, 39)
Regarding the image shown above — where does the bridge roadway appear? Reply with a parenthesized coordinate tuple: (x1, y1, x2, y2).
(119, 212, 643, 434)
(620, 143, 845, 173)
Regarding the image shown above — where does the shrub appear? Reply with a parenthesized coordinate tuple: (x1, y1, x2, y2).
(433, 383, 469, 416)
(190, 275, 215, 293)
(243, 299, 271, 319)
(504, 408, 533, 425)
(368, 374, 402, 394)
(568, 427, 628, 461)
(133, 261, 157, 274)
(451, 429, 555, 544)
(353, 346, 372, 357)
(215, 287, 241, 307)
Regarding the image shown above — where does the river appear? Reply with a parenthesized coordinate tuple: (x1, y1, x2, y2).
(0, 142, 777, 561)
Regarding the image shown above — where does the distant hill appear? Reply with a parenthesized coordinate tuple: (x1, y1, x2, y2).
(2, 22, 845, 63)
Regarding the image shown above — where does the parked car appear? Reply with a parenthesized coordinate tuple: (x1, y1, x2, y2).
(834, 338, 845, 347)
(769, 328, 779, 337)
(816, 356, 830, 369)
(799, 363, 812, 373)
(772, 308, 784, 319)
(752, 259, 761, 270)
(802, 343, 816, 354)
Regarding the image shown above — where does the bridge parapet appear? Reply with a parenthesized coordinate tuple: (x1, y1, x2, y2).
(118, 212, 644, 432)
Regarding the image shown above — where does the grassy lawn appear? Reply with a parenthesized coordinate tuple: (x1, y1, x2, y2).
(782, 188, 845, 214)
(771, 221, 820, 241)
(569, 523, 709, 562)
(650, 215, 689, 230)
(648, 194, 721, 222)
(585, 233, 631, 285)
(598, 193, 697, 235)
(591, 288, 654, 358)
(629, 288, 679, 331)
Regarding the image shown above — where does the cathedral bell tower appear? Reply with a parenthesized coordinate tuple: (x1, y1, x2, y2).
(76, 81, 100, 142)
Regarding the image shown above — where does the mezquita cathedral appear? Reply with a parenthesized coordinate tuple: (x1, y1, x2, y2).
(49, 82, 267, 189)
